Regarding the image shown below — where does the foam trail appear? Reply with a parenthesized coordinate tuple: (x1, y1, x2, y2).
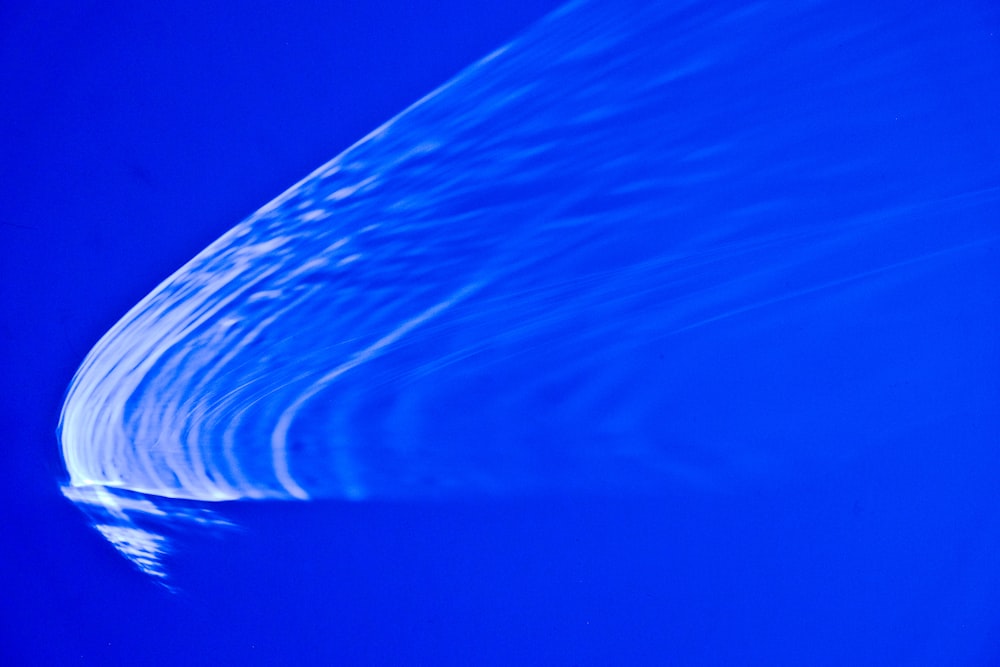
(58, 0, 1000, 579)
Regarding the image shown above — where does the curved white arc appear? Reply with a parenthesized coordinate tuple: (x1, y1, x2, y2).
(270, 281, 483, 500)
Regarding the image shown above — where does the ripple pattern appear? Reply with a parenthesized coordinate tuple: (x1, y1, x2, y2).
(58, 0, 1000, 578)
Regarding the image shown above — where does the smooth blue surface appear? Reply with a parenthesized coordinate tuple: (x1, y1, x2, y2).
(3, 0, 1000, 664)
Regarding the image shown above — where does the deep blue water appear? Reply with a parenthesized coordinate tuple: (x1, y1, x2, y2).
(4, 0, 1000, 664)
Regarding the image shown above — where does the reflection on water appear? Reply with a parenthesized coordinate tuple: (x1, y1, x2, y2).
(58, 0, 1000, 580)
(61, 485, 233, 580)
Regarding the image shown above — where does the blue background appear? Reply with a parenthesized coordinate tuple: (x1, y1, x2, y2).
(3, 1, 1000, 665)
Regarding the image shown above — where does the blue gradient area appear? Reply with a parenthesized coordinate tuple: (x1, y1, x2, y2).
(11, 0, 1000, 663)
